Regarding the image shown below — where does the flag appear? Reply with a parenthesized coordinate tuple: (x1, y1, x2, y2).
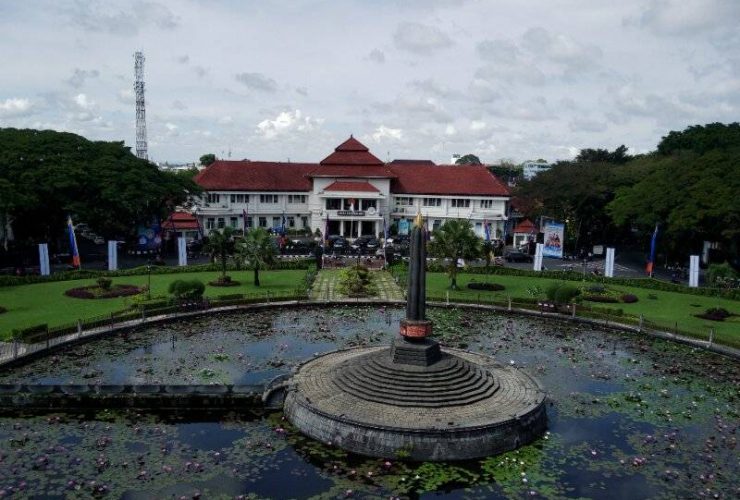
(67, 216, 81, 269)
(324, 214, 330, 250)
(646, 223, 659, 276)
(484, 219, 491, 241)
(243, 207, 249, 232)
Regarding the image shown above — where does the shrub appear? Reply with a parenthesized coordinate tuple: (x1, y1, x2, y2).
(216, 293, 244, 300)
(621, 294, 639, 303)
(467, 282, 505, 291)
(707, 262, 738, 286)
(12, 323, 48, 341)
(586, 284, 606, 294)
(696, 307, 732, 321)
(96, 277, 113, 290)
(545, 282, 563, 301)
(338, 265, 376, 297)
(168, 279, 205, 299)
(553, 285, 579, 304)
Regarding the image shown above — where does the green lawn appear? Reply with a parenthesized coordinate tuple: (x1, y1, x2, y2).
(0, 270, 306, 340)
(426, 272, 740, 348)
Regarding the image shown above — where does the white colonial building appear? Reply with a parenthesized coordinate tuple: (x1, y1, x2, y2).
(193, 137, 510, 239)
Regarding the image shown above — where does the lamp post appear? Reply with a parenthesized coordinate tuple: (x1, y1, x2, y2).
(147, 265, 152, 299)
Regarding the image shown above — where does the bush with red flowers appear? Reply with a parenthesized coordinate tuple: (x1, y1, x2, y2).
(65, 284, 142, 299)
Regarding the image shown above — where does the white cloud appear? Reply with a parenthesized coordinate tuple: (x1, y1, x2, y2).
(445, 124, 456, 136)
(0, 97, 33, 117)
(626, 0, 740, 36)
(470, 120, 486, 131)
(116, 89, 134, 105)
(255, 110, 323, 140)
(370, 125, 403, 142)
(74, 93, 94, 110)
(393, 22, 453, 55)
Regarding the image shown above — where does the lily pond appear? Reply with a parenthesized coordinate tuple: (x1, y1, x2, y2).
(0, 305, 737, 499)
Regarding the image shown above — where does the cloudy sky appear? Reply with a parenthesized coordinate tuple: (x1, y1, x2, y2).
(0, 0, 738, 164)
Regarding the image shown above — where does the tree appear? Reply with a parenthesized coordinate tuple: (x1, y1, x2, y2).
(203, 227, 236, 282)
(455, 154, 482, 165)
(199, 153, 216, 167)
(575, 145, 631, 164)
(657, 122, 740, 156)
(0, 128, 198, 244)
(236, 227, 277, 286)
(428, 219, 481, 289)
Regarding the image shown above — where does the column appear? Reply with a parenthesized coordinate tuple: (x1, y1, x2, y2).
(605, 247, 615, 277)
(38, 243, 50, 276)
(689, 255, 700, 287)
(533, 243, 544, 271)
(107, 240, 118, 271)
(177, 237, 188, 267)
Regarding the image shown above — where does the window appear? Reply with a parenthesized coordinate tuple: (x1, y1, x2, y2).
(480, 199, 493, 209)
(432, 219, 441, 231)
(423, 198, 441, 207)
(206, 193, 220, 204)
(258, 217, 267, 228)
(361, 199, 377, 210)
(245, 216, 253, 229)
(230, 217, 238, 228)
(287, 216, 295, 228)
(230, 194, 248, 204)
(395, 197, 413, 206)
(326, 198, 341, 210)
(206, 218, 215, 229)
(451, 199, 470, 208)
(217, 217, 225, 229)
(288, 194, 307, 204)
(260, 194, 279, 204)
(301, 216, 308, 228)
(272, 217, 281, 228)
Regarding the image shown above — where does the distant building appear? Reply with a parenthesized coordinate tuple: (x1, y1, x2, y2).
(522, 161, 551, 180)
(157, 162, 199, 172)
(193, 137, 510, 239)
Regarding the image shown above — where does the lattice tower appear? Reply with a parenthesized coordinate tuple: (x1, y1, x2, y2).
(134, 51, 148, 160)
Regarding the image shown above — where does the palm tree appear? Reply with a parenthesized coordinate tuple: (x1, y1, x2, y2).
(203, 226, 236, 282)
(428, 219, 481, 290)
(236, 227, 277, 286)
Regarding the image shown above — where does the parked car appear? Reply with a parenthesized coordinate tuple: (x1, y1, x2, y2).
(332, 237, 348, 253)
(504, 250, 533, 263)
(351, 235, 380, 252)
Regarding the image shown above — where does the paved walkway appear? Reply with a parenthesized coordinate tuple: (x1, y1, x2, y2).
(310, 270, 404, 301)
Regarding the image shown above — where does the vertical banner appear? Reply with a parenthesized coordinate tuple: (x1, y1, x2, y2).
(38, 243, 50, 276)
(533, 243, 544, 271)
(542, 222, 564, 258)
(177, 237, 188, 267)
(107, 241, 118, 271)
(605, 247, 615, 277)
(689, 255, 699, 288)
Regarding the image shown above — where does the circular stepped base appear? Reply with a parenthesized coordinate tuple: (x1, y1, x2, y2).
(334, 349, 499, 407)
(284, 346, 547, 461)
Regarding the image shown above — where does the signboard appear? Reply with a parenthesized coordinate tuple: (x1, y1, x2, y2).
(398, 219, 410, 235)
(542, 222, 564, 258)
(337, 210, 365, 217)
(136, 223, 162, 250)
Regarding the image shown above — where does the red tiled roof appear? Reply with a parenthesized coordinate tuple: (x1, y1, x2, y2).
(162, 211, 200, 230)
(388, 163, 510, 196)
(324, 181, 380, 193)
(389, 159, 436, 167)
(319, 136, 384, 166)
(513, 219, 538, 234)
(194, 160, 314, 191)
(308, 165, 395, 178)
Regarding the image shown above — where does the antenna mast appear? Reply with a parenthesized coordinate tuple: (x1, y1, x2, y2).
(134, 51, 148, 160)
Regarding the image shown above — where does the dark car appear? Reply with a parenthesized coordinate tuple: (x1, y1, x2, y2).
(504, 250, 533, 263)
(332, 237, 348, 253)
(351, 235, 380, 252)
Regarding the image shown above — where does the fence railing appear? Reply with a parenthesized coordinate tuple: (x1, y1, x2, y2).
(0, 289, 309, 365)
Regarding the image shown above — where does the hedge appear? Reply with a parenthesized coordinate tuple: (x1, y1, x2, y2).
(414, 262, 740, 301)
(0, 259, 314, 287)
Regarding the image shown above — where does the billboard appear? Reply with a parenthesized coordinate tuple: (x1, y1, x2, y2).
(542, 222, 564, 258)
(398, 219, 410, 236)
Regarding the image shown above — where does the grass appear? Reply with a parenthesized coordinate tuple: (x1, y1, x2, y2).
(426, 272, 740, 349)
(0, 270, 306, 340)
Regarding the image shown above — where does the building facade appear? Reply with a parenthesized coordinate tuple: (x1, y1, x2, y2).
(193, 137, 510, 239)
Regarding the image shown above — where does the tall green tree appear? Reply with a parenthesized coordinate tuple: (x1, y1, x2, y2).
(199, 153, 216, 166)
(428, 219, 481, 289)
(203, 227, 237, 281)
(455, 154, 482, 165)
(657, 122, 740, 156)
(0, 128, 199, 244)
(575, 145, 632, 164)
(236, 227, 277, 286)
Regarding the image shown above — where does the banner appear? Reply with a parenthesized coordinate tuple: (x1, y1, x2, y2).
(67, 216, 81, 268)
(136, 221, 162, 250)
(398, 219, 410, 236)
(542, 222, 564, 258)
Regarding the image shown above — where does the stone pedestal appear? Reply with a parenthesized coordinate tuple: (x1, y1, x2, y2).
(399, 319, 432, 339)
(391, 335, 441, 366)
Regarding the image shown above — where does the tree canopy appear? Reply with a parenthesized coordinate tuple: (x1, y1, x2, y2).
(0, 128, 199, 244)
(199, 153, 216, 166)
(428, 219, 481, 289)
(455, 154, 482, 165)
(575, 145, 632, 164)
(657, 122, 740, 156)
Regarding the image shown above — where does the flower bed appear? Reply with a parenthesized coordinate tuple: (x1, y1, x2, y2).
(695, 307, 733, 322)
(64, 284, 142, 299)
(467, 282, 505, 291)
(209, 277, 241, 287)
